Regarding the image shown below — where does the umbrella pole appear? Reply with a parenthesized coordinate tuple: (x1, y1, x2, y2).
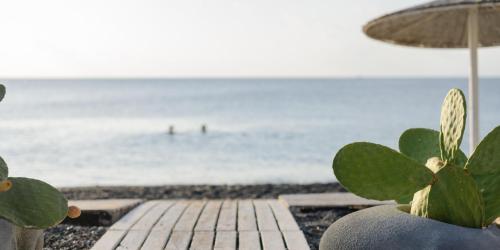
(468, 8, 479, 155)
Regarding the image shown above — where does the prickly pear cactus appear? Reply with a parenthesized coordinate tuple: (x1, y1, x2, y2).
(332, 88, 500, 228)
(0, 84, 77, 230)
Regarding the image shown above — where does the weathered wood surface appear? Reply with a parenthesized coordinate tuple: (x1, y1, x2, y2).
(237, 200, 257, 231)
(66, 199, 143, 226)
(91, 199, 310, 250)
(279, 192, 396, 208)
(214, 231, 236, 249)
(216, 200, 237, 232)
(254, 200, 280, 231)
(238, 231, 261, 250)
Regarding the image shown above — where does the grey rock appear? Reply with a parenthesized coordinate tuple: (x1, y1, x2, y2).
(0, 219, 43, 250)
(320, 205, 500, 250)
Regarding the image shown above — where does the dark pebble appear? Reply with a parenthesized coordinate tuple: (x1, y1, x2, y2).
(43, 225, 106, 250)
(290, 207, 357, 250)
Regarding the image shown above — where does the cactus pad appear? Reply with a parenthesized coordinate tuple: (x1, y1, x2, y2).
(0, 157, 7, 181)
(333, 142, 434, 202)
(411, 160, 483, 228)
(399, 128, 467, 166)
(0, 86, 6, 181)
(466, 126, 500, 225)
(0, 177, 68, 229)
(0, 84, 5, 103)
(439, 89, 466, 163)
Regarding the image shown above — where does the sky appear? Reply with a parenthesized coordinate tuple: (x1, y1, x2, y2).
(0, 0, 499, 78)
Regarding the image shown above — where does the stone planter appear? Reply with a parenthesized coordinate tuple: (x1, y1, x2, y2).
(320, 205, 500, 250)
(0, 219, 43, 250)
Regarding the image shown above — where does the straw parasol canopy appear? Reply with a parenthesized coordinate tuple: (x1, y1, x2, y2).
(363, 0, 500, 154)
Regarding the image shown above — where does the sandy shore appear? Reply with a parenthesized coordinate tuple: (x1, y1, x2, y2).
(44, 183, 346, 250)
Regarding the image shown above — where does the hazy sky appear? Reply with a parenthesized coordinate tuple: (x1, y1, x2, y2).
(1, 0, 499, 78)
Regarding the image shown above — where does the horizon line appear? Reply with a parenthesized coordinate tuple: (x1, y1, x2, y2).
(1, 76, 500, 81)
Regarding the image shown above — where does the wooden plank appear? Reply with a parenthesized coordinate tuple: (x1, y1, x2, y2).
(131, 201, 174, 230)
(109, 201, 159, 230)
(213, 231, 236, 250)
(268, 200, 300, 231)
(68, 199, 143, 211)
(238, 231, 261, 250)
(260, 231, 286, 250)
(66, 199, 143, 226)
(282, 231, 310, 250)
(141, 201, 188, 250)
(164, 231, 193, 250)
(237, 200, 257, 231)
(118, 201, 174, 250)
(116, 231, 147, 250)
(151, 201, 188, 232)
(91, 201, 159, 250)
(173, 200, 206, 232)
(194, 200, 222, 232)
(139, 230, 170, 250)
(253, 200, 279, 231)
(91, 230, 127, 250)
(216, 200, 237, 231)
(279, 193, 395, 208)
(189, 231, 215, 250)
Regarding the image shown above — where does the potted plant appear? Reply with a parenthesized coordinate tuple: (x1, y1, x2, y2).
(320, 88, 500, 249)
(0, 85, 80, 250)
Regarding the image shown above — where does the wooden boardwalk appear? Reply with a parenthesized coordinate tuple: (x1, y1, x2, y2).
(91, 199, 310, 250)
(279, 192, 395, 208)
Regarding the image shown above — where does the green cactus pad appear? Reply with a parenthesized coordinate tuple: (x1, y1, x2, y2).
(399, 128, 467, 166)
(411, 161, 484, 228)
(394, 193, 414, 205)
(0, 177, 68, 229)
(0, 85, 6, 181)
(333, 142, 434, 202)
(0, 84, 5, 103)
(439, 89, 467, 163)
(0, 157, 7, 181)
(466, 126, 500, 225)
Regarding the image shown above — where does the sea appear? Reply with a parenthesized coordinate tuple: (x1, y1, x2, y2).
(0, 79, 498, 187)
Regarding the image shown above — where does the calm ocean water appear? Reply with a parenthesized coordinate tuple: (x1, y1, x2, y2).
(0, 79, 498, 187)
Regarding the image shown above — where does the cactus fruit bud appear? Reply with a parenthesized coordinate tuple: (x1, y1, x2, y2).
(425, 157, 446, 173)
(67, 206, 81, 219)
(0, 179, 12, 192)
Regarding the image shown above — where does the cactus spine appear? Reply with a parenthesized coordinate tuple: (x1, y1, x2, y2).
(332, 88, 500, 228)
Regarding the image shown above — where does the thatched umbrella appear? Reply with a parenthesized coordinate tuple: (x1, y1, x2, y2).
(364, 0, 500, 154)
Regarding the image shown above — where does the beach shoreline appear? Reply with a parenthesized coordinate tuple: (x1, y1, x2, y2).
(59, 182, 344, 200)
